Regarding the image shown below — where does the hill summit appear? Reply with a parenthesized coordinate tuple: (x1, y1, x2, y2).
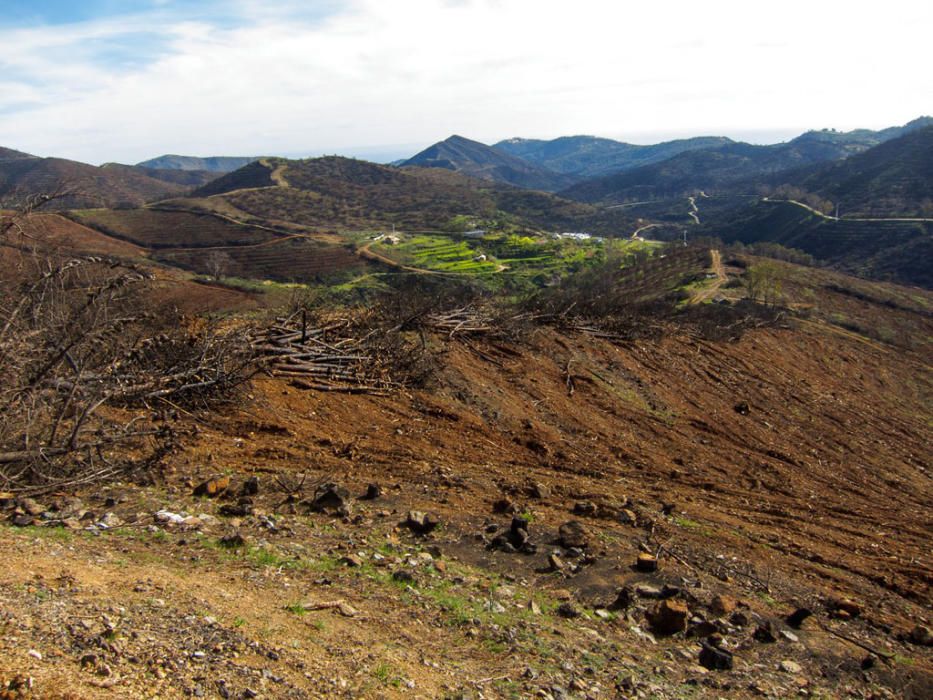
(402, 134, 574, 191)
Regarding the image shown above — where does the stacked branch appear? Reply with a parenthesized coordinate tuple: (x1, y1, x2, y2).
(423, 307, 496, 337)
(252, 314, 398, 393)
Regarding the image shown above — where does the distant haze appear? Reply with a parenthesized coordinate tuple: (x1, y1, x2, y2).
(1, 0, 930, 164)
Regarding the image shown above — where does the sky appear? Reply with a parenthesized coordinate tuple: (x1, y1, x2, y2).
(1, 0, 931, 165)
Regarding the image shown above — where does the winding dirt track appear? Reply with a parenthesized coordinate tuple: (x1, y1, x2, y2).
(689, 248, 726, 304)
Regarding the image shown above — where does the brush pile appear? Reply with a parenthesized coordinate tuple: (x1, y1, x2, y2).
(252, 313, 400, 394)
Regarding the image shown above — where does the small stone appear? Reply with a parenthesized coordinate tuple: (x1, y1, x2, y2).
(698, 642, 733, 671)
(619, 509, 638, 526)
(310, 483, 350, 515)
(832, 598, 861, 618)
(485, 600, 506, 614)
(558, 520, 588, 549)
(219, 532, 245, 548)
(729, 610, 750, 627)
(557, 602, 580, 619)
(646, 599, 689, 635)
(19, 498, 46, 516)
(363, 483, 381, 500)
(908, 625, 933, 646)
(341, 555, 363, 568)
(636, 552, 658, 572)
(709, 595, 736, 617)
(754, 621, 778, 643)
(530, 483, 550, 499)
(27, 649, 42, 660)
(780, 630, 799, 643)
(493, 498, 516, 514)
(786, 607, 813, 629)
(240, 476, 260, 496)
(635, 584, 664, 599)
(553, 589, 573, 601)
(610, 586, 634, 610)
(734, 401, 750, 415)
(404, 511, 440, 535)
(218, 503, 252, 517)
(548, 554, 566, 572)
(529, 600, 542, 615)
(11, 514, 34, 527)
(392, 569, 415, 583)
(193, 476, 230, 498)
(779, 660, 802, 674)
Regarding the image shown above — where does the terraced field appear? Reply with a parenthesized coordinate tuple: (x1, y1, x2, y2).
(156, 237, 367, 283)
(369, 235, 501, 274)
(70, 208, 277, 249)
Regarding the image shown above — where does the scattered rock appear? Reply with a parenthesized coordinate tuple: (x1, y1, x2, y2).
(779, 660, 802, 674)
(341, 555, 363, 568)
(754, 621, 778, 643)
(155, 510, 185, 525)
(362, 483, 381, 500)
(709, 594, 736, 617)
(734, 401, 750, 415)
(636, 552, 658, 572)
(218, 502, 252, 517)
(310, 483, 350, 515)
(218, 532, 245, 548)
(729, 610, 750, 627)
(780, 630, 799, 643)
(609, 586, 635, 610)
(488, 515, 536, 554)
(646, 599, 689, 635)
(634, 584, 664, 599)
(404, 510, 440, 535)
(572, 501, 597, 517)
(492, 498, 516, 514)
(27, 650, 42, 660)
(529, 483, 550, 500)
(240, 476, 260, 497)
(548, 554, 567, 573)
(556, 602, 580, 619)
(11, 514, 34, 527)
(392, 570, 415, 584)
(687, 618, 720, 638)
(908, 625, 933, 646)
(193, 476, 230, 498)
(619, 509, 638, 526)
(484, 600, 506, 614)
(19, 498, 46, 516)
(832, 598, 861, 618)
(699, 641, 733, 671)
(558, 520, 588, 549)
(786, 608, 813, 629)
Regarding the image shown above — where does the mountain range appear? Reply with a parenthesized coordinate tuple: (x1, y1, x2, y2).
(401, 135, 575, 192)
(136, 155, 259, 173)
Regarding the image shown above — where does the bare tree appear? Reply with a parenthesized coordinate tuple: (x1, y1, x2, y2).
(0, 199, 257, 495)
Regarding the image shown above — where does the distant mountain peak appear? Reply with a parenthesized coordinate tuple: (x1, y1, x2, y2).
(402, 135, 574, 192)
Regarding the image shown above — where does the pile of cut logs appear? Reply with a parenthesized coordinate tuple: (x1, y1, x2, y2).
(251, 313, 394, 394)
(423, 307, 495, 337)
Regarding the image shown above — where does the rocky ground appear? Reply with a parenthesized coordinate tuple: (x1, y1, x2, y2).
(1, 287, 931, 698)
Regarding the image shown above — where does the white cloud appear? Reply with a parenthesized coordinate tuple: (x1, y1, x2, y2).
(1, 0, 930, 163)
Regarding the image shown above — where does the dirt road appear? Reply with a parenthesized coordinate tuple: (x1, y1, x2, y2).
(689, 248, 727, 304)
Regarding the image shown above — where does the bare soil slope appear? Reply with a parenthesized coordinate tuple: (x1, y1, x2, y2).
(1, 270, 930, 699)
